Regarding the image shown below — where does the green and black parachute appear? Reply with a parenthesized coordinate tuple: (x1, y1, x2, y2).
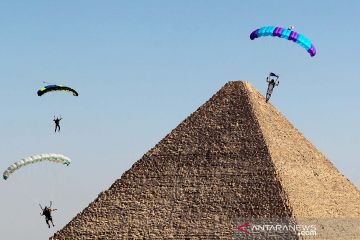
(37, 84, 78, 97)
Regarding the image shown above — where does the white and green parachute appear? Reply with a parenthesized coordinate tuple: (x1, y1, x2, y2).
(3, 154, 71, 180)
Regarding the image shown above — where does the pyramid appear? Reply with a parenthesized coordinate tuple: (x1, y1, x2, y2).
(51, 81, 360, 239)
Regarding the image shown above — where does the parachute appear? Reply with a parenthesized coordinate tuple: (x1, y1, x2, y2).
(3, 154, 71, 180)
(250, 26, 316, 57)
(37, 85, 79, 97)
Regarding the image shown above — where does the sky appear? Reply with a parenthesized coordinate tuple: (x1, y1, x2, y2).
(0, 1, 359, 239)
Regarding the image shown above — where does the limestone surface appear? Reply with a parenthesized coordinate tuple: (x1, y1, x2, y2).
(51, 81, 360, 240)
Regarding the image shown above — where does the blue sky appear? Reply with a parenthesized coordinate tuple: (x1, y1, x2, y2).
(0, 1, 359, 239)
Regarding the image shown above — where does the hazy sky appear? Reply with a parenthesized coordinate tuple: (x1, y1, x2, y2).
(0, 1, 359, 239)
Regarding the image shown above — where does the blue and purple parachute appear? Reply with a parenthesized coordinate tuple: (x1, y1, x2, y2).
(250, 26, 316, 57)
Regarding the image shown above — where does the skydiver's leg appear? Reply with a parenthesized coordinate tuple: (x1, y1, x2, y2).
(50, 218, 55, 227)
(46, 219, 50, 228)
(266, 94, 270, 102)
(266, 85, 274, 97)
(266, 89, 271, 101)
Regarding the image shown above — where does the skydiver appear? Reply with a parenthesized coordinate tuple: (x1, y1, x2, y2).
(39, 202, 57, 228)
(53, 116, 62, 133)
(266, 72, 279, 102)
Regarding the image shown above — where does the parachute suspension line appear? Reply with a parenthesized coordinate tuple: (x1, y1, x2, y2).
(43, 81, 55, 85)
(48, 165, 60, 204)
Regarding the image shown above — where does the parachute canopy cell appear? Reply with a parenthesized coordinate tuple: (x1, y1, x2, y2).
(250, 26, 316, 57)
(3, 154, 71, 180)
(37, 85, 79, 96)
